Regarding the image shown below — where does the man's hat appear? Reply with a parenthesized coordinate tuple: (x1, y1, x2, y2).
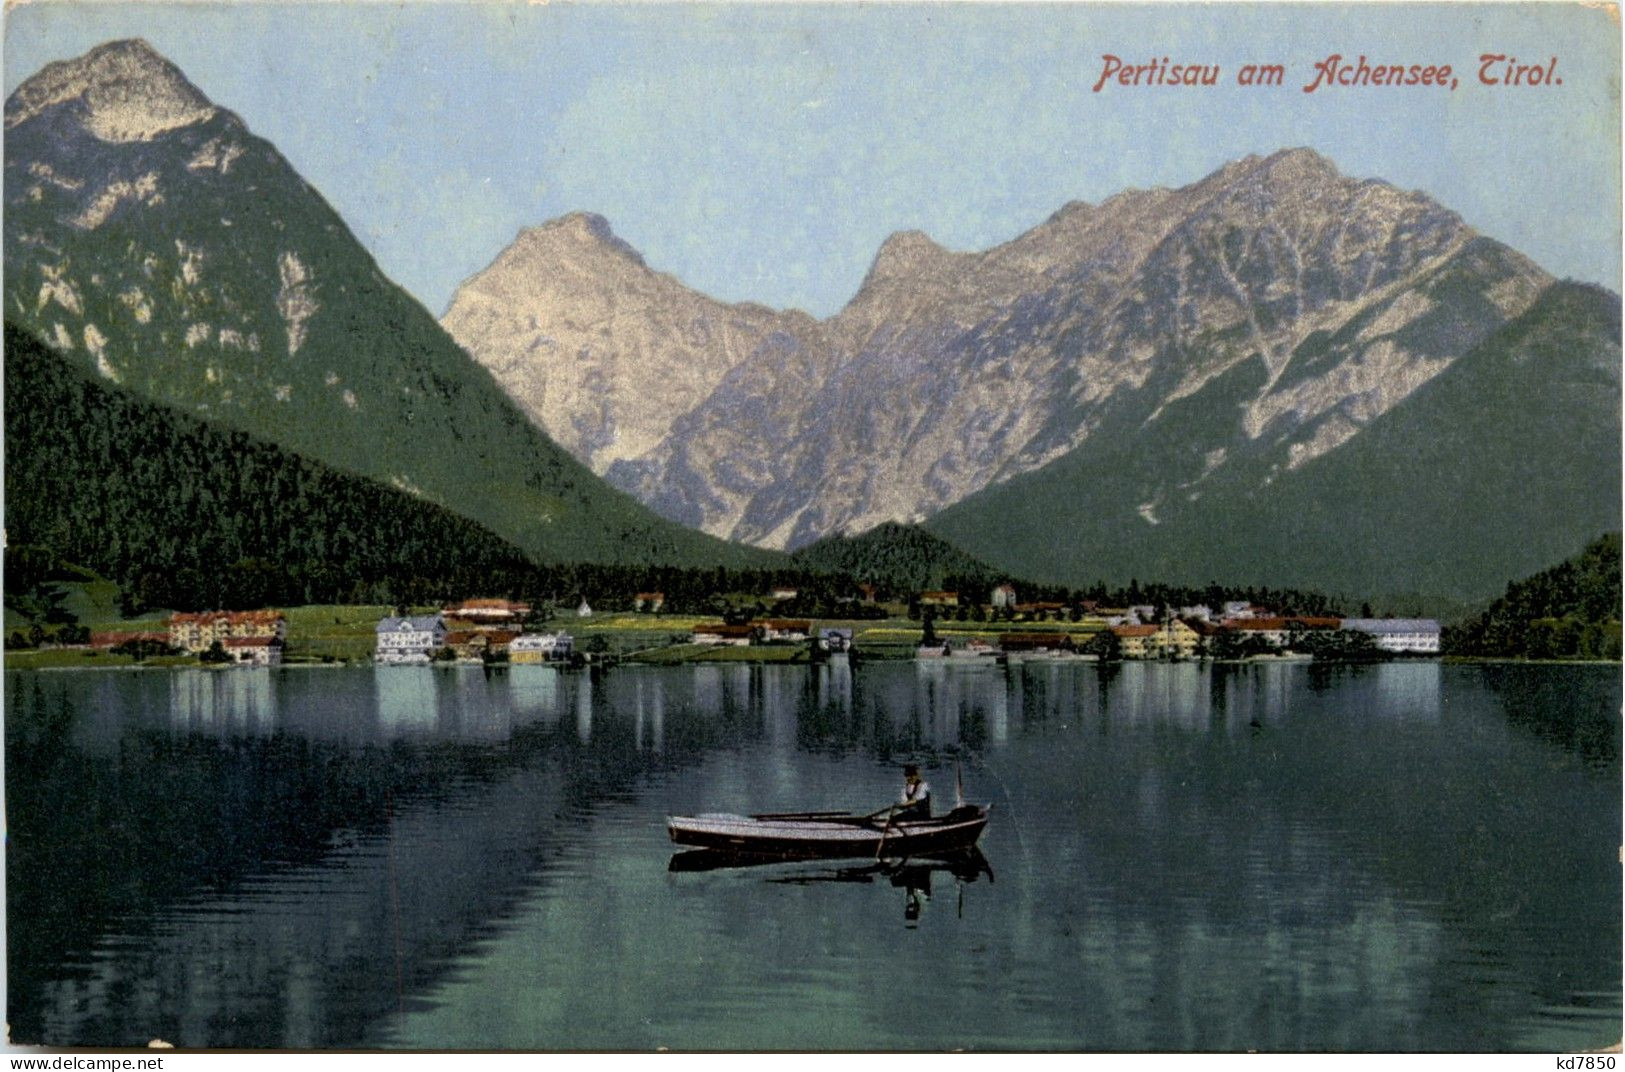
(903, 763, 920, 777)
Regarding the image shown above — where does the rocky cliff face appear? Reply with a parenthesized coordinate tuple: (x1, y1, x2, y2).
(441, 212, 829, 474)
(929, 280, 1621, 600)
(4, 39, 773, 568)
(445, 148, 1552, 551)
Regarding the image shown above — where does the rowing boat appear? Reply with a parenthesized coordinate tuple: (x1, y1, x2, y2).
(665, 803, 989, 860)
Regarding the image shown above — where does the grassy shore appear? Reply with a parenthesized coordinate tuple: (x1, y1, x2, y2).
(5, 604, 1082, 668)
(26, 603, 1603, 671)
(627, 643, 812, 665)
(5, 649, 193, 669)
(281, 604, 397, 662)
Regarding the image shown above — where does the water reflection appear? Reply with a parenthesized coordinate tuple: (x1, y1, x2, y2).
(632, 677, 665, 754)
(169, 669, 277, 736)
(670, 846, 992, 879)
(666, 848, 995, 931)
(374, 666, 440, 737)
(760, 850, 995, 929)
(5, 661, 1618, 1052)
(575, 668, 595, 742)
(505, 663, 562, 723)
(1474, 663, 1621, 770)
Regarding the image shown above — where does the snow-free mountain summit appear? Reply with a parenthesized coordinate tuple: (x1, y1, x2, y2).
(7, 39, 1613, 600)
(444, 149, 1619, 598)
(3, 39, 772, 569)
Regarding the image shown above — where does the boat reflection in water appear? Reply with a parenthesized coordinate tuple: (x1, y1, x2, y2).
(667, 847, 994, 926)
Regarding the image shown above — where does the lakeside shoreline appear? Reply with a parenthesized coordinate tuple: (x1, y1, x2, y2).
(8, 653, 1619, 673)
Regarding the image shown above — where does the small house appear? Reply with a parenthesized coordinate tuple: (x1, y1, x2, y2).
(445, 630, 490, 660)
(754, 619, 811, 642)
(692, 623, 755, 647)
(819, 627, 854, 653)
(511, 632, 574, 663)
(223, 635, 283, 666)
(1000, 632, 1076, 654)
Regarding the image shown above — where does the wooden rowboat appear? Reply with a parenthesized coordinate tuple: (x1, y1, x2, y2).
(665, 804, 990, 860)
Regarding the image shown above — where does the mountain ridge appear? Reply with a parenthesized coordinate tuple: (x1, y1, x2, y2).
(4, 38, 780, 571)
(445, 145, 1559, 560)
(928, 279, 1622, 600)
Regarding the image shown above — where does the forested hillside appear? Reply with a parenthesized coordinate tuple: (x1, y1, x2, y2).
(789, 523, 998, 597)
(4, 323, 543, 611)
(930, 282, 1621, 602)
(1445, 534, 1622, 659)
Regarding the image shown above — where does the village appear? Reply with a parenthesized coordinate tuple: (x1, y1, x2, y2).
(63, 584, 1441, 668)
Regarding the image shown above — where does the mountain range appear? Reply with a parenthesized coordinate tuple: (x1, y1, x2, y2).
(445, 149, 1619, 599)
(931, 279, 1621, 598)
(3, 39, 773, 571)
(5, 40, 1617, 603)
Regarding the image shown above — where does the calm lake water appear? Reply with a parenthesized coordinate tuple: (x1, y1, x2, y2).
(6, 660, 1620, 1051)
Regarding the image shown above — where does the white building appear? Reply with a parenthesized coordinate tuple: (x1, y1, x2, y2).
(577, 599, 593, 618)
(1339, 619, 1442, 654)
(375, 615, 447, 664)
(755, 619, 811, 642)
(510, 632, 573, 664)
(991, 584, 1018, 609)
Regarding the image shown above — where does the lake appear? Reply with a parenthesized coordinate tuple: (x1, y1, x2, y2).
(6, 660, 1619, 1051)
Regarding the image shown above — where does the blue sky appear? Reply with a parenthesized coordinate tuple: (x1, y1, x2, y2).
(6, 3, 1620, 318)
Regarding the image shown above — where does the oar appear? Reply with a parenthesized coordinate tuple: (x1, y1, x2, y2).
(874, 803, 899, 861)
(750, 810, 854, 820)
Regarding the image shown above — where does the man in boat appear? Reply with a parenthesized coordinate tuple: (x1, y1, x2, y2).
(897, 764, 931, 821)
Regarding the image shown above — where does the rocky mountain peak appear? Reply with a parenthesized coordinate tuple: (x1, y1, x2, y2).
(5, 38, 217, 142)
(442, 208, 823, 476)
(1259, 145, 1335, 171)
(857, 228, 966, 291)
(516, 211, 648, 268)
(1240, 146, 1349, 193)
